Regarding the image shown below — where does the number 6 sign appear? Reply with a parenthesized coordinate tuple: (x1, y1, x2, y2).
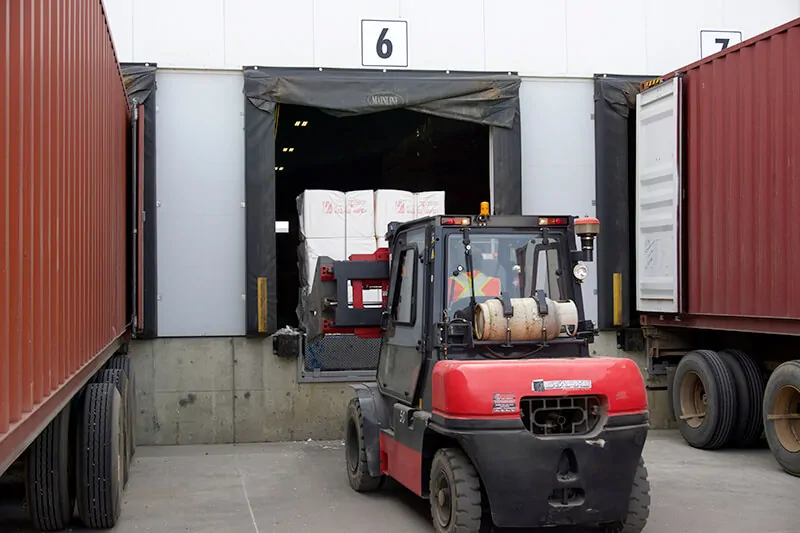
(361, 19, 408, 67)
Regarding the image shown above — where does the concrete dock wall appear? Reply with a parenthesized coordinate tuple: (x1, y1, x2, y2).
(129, 332, 672, 446)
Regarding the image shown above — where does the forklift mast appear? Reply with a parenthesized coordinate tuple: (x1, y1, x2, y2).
(303, 207, 600, 353)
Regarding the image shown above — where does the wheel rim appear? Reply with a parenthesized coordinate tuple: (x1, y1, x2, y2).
(771, 385, 800, 453)
(431, 469, 453, 529)
(679, 371, 708, 429)
(346, 420, 360, 474)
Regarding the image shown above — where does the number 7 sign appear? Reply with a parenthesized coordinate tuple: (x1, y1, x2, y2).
(700, 30, 743, 59)
(361, 19, 409, 68)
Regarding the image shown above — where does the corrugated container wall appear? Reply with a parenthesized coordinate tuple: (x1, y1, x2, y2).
(0, 0, 129, 453)
(681, 19, 800, 321)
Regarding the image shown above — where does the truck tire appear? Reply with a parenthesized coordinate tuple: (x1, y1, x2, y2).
(763, 360, 800, 476)
(25, 405, 76, 531)
(603, 457, 650, 533)
(429, 448, 483, 533)
(96, 369, 131, 488)
(76, 383, 124, 529)
(672, 350, 736, 450)
(718, 349, 764, 448)
(345, 398, 384, 492)
(106, 355, 136, 458)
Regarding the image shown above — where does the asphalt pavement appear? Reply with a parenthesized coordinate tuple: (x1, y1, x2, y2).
(0, 430, 798, 533)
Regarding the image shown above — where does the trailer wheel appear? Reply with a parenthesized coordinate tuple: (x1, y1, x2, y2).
(718, 349, 764, 448)
(603, 457, 650, 533)
(429, 448, 483, 533)
(763, 360, 800, 476)
(345, 398, 385, 492)
(96, 369, 131, 488)
(106, 355, 136, 458)
(25, 405, 76, 531)
(672, 350, 736, 450)
(76, 383, 124, 529)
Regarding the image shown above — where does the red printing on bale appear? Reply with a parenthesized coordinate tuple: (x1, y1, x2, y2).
(379, 432, 423, 496)
(431, 358, 647, 419)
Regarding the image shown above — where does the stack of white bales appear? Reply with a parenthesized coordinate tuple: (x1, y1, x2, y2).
(297, 189, 446, 307)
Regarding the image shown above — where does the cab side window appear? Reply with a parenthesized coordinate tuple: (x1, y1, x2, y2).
(392, 248, 416, 325)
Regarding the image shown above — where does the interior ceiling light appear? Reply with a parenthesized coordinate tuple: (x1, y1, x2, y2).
(294, 121, 309, 127)
(301, 121, 308, 127)
(282, 147, 295, 153)
(278, 166, 285, 171)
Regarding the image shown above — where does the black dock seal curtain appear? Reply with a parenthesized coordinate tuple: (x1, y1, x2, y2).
(243, 67, 522, 335)
(593, 74, 654, 331)
(121, 63, 158, 339)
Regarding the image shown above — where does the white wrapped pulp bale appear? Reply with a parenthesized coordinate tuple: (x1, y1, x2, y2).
(300, 238, 345, 289)
(345, 190, 375, 238)
(297, 190, 345, 239)
(346, 237, 383, 305)
(414, 191, 446, 218)
(374, 189, 415, 238)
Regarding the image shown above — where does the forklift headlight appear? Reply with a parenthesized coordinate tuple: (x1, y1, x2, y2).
(573, 263, 589, 281)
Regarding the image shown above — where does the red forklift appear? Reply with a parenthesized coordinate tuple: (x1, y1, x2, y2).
(304, 203, 651, 533)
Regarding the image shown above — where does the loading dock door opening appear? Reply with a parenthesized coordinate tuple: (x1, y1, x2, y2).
(243, 67, 522, 335)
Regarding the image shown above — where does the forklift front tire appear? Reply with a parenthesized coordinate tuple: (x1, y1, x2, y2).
(429, 448, 483, 533)
(345, 398, 385, 492)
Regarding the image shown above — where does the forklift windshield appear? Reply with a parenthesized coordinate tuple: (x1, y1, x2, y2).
(445, 231, 566, 315)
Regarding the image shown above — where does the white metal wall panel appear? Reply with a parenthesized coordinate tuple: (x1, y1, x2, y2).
(132, 0, 226, 68)
(634, 79, 681, 314)
(104, 0, 800, 74)
(103, 0, 133, 61)
(155, 70, 246, 336)
(225, 0, 314, 68)
(565, 0, 648, 76)
(519, 78, 598, 325)
(399, 0, 485, 71)
(314, 0, 399, 68)
(484, 0, 567, 74)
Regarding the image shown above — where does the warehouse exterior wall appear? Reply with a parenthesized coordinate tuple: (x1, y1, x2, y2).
(104, 0, 799, 76)
(128, 332, 669, 446)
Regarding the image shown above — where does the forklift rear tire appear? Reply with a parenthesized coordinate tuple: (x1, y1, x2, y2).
(345, 398, 385, 492)
(763, 360, 800, 477)
(603, 457, 650, 533)
(429, 448, 483, 533)
(672, 350, 736, 450)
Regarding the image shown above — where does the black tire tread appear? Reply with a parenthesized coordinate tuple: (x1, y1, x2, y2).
(604, 457, 650, 533)
(346, 399, 384, 492)
(106, 355, 136, 457)
(77, 383, 122, 529)
(720, 349, 764, 448)
(96, 369, 131, 488)
(430, 448, 482, 533)
(26, 406, 74, 532)
(702, 349, 737, 449)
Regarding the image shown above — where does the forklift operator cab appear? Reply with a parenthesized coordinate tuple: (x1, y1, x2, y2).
(304, 207, 650, 533)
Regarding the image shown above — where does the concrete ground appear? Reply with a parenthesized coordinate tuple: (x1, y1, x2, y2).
(0, 430, 798, 533)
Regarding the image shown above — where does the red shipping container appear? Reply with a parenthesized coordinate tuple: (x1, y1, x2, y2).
(635, 17, 800, 335)
(0, 0, 130, 474)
